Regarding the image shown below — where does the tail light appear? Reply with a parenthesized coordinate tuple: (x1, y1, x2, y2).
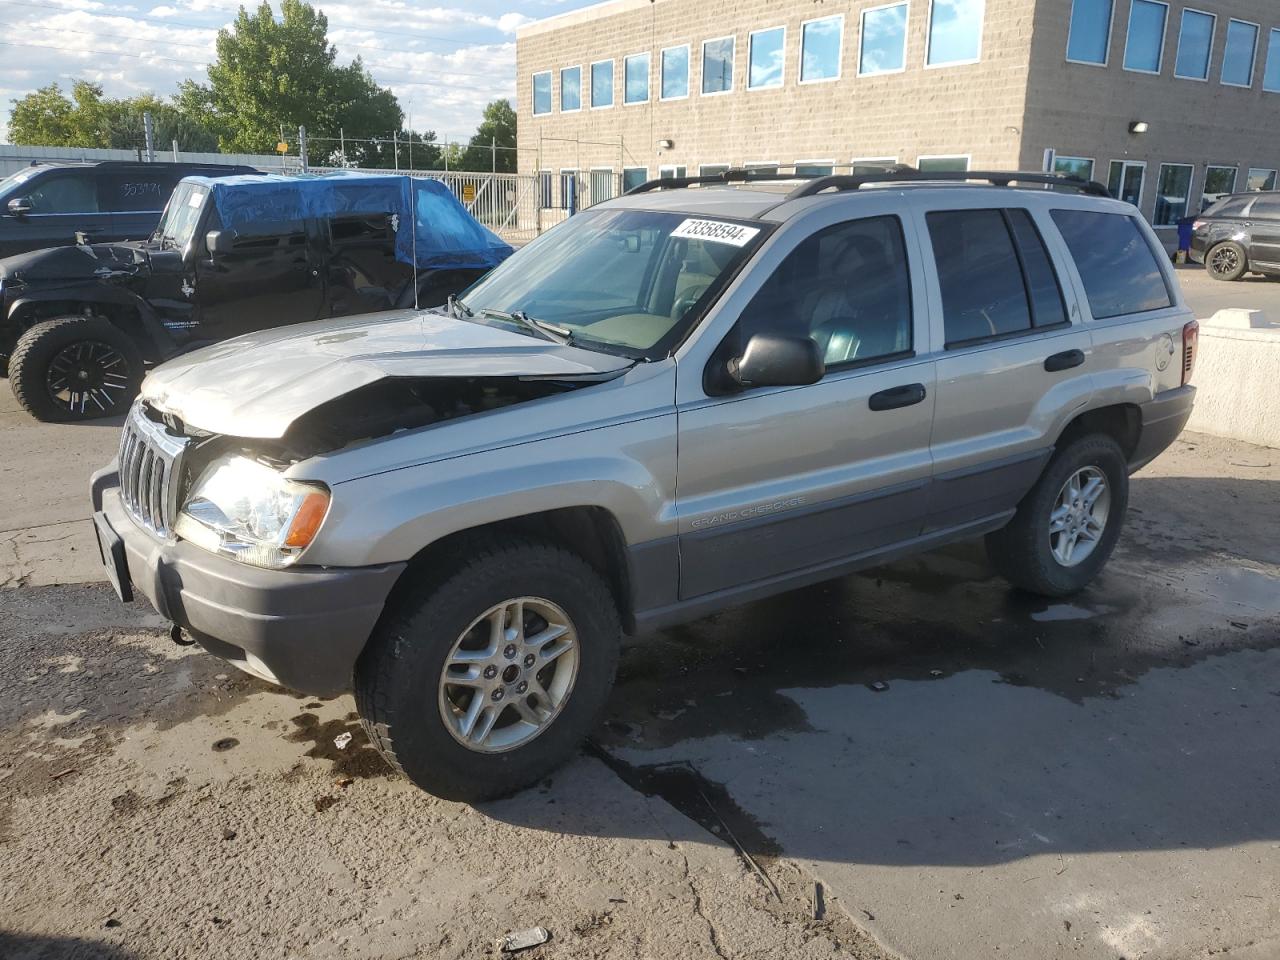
(1182, 320, 1199, 385)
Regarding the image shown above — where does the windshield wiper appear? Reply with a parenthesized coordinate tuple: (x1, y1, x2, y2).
(447, 294, 474, 320)
(481, 308, 573, 346)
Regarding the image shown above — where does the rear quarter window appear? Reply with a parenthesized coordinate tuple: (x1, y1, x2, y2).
(1050, 209, 1172, 320)
(1203, 196, 1251, 218)
(1250, 197, 1280, 219)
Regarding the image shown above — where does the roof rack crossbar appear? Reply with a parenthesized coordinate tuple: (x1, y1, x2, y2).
(784, 170, 1111, 199)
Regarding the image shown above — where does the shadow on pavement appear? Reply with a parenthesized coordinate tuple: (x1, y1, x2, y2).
(0, 931, 139, 960)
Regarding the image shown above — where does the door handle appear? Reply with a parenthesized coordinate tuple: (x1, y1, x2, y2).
(868, 383, 927, 411)
(1044, 349, 1085, 372)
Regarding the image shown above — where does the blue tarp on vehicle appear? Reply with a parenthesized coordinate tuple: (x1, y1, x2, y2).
(184, 171, 513, 271)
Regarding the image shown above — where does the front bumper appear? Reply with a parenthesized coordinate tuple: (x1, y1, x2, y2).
(90, 463, 405, 696)
(1130, 385, 1196, 472)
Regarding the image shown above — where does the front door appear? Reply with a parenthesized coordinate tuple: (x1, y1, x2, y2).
(193, 215, 324, 342)
(675, 212, 935, 600)
(914, 203, 1093, 531)
(0, 169, 109, 254)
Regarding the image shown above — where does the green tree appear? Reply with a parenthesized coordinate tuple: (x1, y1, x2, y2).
(184, 0, 403, 161)
(8, 82, 220, 152)
(459, 99, 516, 172)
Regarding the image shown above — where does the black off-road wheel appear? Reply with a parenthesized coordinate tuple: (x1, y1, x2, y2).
(985, 434, 1129, 597)
(355, 538, 622, 801)
(1206, 241, 1248, 282)
(9, 317, 143, 422)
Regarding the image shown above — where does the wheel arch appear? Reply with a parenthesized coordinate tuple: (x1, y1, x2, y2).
(380, 505, 640, 633)
(7, 290, 167, 362)
(1053, 403, 1142, 463)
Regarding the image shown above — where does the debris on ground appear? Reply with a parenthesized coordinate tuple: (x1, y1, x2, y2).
(498, 926, 550, 953)
(869, 681, 889, 692)
(50, 767, 76, 780)
(333, 732, 353, 750)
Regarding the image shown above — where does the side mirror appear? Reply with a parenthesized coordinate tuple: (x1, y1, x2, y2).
(7, 197, 32, 216)
(729, 334, 825, 389)
(205, 230, 233, 257)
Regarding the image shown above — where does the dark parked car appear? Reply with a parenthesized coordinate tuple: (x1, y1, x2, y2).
(1, 172, 513, 421)
(1189, 191, 1280, 281)
(0, 160, 258, 258)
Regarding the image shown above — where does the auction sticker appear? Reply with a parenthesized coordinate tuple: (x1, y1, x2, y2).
(670, 218, 761, 247)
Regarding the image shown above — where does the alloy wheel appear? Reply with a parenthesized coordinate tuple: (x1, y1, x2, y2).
(1048, 466, 1111, 567)
(438, 597, 580, 753)
(45, 340, 130, 415)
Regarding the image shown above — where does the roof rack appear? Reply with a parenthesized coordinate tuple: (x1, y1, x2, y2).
(785, 170, 1111, 199)
(626, 167, 832, 194)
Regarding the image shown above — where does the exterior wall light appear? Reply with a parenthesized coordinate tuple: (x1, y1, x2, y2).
(1129, 121, 1149, 134)
(657, 139, 674, 150)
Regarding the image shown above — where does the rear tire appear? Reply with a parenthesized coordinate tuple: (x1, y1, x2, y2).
(1206, 241, 1248, 281)
(355, 537, 622, 801)
(985, 434, 1129, 597)
(9, 317, 143, 422)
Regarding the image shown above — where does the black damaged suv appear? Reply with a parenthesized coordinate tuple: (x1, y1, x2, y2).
(1189, 191, 1280, 281)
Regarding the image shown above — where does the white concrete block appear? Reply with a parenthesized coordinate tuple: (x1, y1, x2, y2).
(1205, 308, 1273, 329)
(1187, 324, 1280, 448)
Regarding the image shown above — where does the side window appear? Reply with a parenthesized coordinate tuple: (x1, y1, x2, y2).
(101, 173, 171, 212)
(1250, 197, 1280, 218)
(1050, 209, 1172, 319)
(739, 216, 913, 367)
(928, 209, 1039, 345)
(1006, 210, 1068, 328)
(24, 173, 99, 213)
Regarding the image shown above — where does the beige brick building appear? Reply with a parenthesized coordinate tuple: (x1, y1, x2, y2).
(516, 0, 1280, 238)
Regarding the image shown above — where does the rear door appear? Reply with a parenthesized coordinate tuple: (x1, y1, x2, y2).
(674, 202, 936, 600)
(100, 168, 175, 242)
(915, 198, 1094, 531)
(0, 168, 106, 253)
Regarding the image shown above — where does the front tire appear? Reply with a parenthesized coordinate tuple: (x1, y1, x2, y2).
(985, 434, 1129, 597)
(9, 317, 143, 422)
(356, 538, 622, 801)
(1206, 241, 1248, 281)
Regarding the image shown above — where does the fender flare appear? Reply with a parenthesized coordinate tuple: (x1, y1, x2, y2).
(6, 284, 175, 360)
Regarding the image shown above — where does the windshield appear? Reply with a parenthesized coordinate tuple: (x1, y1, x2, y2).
(153, 181, 210, 249)
(0, 166, 40, 200)
(457, 208, 768, 358)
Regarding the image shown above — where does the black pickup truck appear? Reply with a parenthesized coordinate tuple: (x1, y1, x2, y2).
(0, 172, 513, 421)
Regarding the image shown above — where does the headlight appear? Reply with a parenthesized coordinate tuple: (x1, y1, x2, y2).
(173, 454, 330, 569)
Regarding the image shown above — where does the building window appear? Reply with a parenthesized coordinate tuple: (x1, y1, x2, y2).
(699, 164, 730, 176)
(1108, 160, 1145, 206)
(748, 27, 786, 89)
(702, 36, 735, 94)
(1174, 9, 1215, 81)
(659, 165, 688, 180)
(860, 2, 909, 75)
(624, 53, 650, 104)
(746, 162, 780, 175)
(927, 0, 984, 67)
(590, 168, 615, 206)
(560, 66, 582, 112)
(532, 72, 552, 116)
(1123, 0, 1167, 74)
(591, 60, 614, 108)
(622, 167, 649, 192)
(1054, 156, 1096, 181)
(852, 158, 899, 173)
(1247, 167, 1278, 191)
(1153, 163, 1193, 226)
(1264, 28, 1280, 93)
(795, 162, 835, 176)
(1066, 0, 1114, 65)
(918, 155, 970, 172)
(559, 169, 577, 211)
(800, 16, 843, 83)
(1201, 165, 1237, 210)
(1221, 19, 1259, 87)
(661, 45, 690, 99)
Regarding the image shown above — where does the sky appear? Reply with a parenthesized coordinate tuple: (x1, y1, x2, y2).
(0, 0, 601, 146)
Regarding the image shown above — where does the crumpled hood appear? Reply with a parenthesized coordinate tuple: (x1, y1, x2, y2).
(142, 309, 634, 438)
(0, 241, 148, 282)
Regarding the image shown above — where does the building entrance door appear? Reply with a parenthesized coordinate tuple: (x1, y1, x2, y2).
(1107, 161, 1146, 207)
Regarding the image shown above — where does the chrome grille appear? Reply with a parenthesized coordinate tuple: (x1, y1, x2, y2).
(118, 402, 190, 538)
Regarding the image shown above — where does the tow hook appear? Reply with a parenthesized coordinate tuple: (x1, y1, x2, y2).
(169, 623, 195, 646)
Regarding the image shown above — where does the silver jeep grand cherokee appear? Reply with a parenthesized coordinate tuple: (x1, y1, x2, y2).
(90, 170, 1198, 800)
